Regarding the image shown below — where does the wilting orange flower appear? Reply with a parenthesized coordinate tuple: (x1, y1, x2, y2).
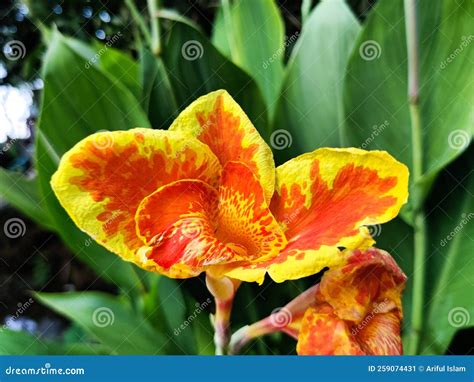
(297, 248, 406, 355)
(231, 248, 406, 355)
(51, 90, 408, 284)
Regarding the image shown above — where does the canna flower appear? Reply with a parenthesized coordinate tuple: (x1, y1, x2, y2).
(51, 90, 408, 285)
(230, 248, 407, 355)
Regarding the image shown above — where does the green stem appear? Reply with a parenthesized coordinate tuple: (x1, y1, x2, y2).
(147, 0, 161, 56)
(409, 209, 427, 355)
(404, 0, 426, 355)
(125, 0, 152, 47)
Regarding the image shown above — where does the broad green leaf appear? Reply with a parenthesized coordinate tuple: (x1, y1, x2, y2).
(157, 277, 186, 332)
(420, 148, 474, 354)
(157, 8, 201, 30)
(142, 277, 197, 354)
(36, 292, 169, 355)
(301, 0, 313, 25)
(343, 0, 474, 207)
(212, 0, 285, 114)
(190, 301, 214, 355)
(0, 329, 49, 355)
(157, 278, 196, 354)
(35, 30, 150, 292)
(62, 34, 141, 100)
(272, 0, 360, 164)
(94, 43, 141, 101)
(0, 168, 54, 230)
(0, 329, 108, 355)
(140, 48, 178, 129)
(162, 22, 268, 137)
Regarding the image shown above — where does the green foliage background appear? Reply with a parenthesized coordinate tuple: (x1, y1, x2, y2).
(0, 0, 472, 355)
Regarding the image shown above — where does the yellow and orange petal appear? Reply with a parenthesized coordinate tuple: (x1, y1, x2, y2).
(228, 148, 409, 283)
(357, 311, 403, 355)
(135, 179, 238, 277)
(215, 161, 286, 263)
(51, 128, 221, 264)
(169, 90, 275, 203)
(320, 248, 406, 323)
(296, 305, 364, 355)
(134, 162, 286, 278)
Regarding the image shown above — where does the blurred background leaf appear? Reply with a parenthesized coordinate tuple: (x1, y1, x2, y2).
(212, 0, 285, 116)
(140, 48, 177, 129)
(0, 169, 54, 229)
(162, 22, 269, 138)
(273, 0, 361, 164)
(0, 328, 109, 355)
(35, 30, 150, 293)
(343, 0, 473, 210)
(35, 291, 169, 355)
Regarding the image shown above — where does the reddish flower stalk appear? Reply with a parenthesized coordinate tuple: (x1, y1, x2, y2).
(206, 273, 240, 355)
